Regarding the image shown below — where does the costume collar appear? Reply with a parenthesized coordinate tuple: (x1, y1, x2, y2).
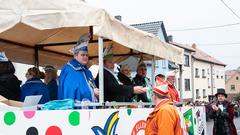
(67, 58, 87, 71)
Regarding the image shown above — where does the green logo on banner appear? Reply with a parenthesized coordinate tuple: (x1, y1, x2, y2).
(184, 108, 194, 135)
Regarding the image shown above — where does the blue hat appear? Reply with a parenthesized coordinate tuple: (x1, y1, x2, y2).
(0, 52, 8, 62)
(70, 33, 91, 54)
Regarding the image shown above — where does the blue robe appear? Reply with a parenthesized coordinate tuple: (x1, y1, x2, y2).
(21, 78, 50, 104)
(58, 58, 97, 102)
(47, 79, 58, 100)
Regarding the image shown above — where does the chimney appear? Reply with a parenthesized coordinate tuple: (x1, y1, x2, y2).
(192, 43, 197, 49)
(114, 15, 122, 21)
(167, 35, 173, 42)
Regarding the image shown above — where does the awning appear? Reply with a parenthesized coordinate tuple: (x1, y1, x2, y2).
(0, 0, 184, 69)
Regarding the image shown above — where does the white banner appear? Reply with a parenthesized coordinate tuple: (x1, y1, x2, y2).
(0, 107, 206, 135)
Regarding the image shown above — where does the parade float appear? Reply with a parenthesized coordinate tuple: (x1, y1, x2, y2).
(0, 0, 206, 134)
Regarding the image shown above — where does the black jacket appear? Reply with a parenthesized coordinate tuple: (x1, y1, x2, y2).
(132, 74, 149, 102)
(0, 74, 21, 101)
(208, 100, 237, 135)
(95, 69, 133, 102)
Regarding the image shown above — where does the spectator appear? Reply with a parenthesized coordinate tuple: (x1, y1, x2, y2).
(44, 65, 58, 100)
(58, 33, 99, 102)
(145, 77, 181, 135)
(21, 67, 50, 104)
(208, 88, 237, 135)
(166, 70, 180, 103)
(132, 62, 152, 102)
(0, 52, 21, 101)
(95, 46, 147, 102)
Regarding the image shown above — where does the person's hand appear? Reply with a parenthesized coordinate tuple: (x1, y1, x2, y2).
(211, 104, 219, 111)
(133, 86, 148, 94)
(93, 88, 99, 97)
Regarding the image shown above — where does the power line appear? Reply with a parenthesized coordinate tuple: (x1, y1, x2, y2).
(168, 22, 240, 31)
(198, 42, 240, 46)
(220, 0, 240, 20)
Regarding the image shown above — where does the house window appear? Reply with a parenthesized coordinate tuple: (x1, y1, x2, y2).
(217, 75, 219, 79)
(184, 79, 190, 91)
(236, 77, 239, 80)
(208, 78, 210, 88)
(195, 68, 199, 78)
(162, 60, 166, 69)
(184, 54, 190, 67)
(202, 69, 206, 78)
(207, 69, 210, 74)
(221, 76, 223, 79)
(231, 85, 235, 91)
(196, 89, 200, 98)
(203, 89, 206, 98)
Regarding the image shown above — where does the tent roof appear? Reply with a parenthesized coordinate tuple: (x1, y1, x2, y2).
(0, 0, 184, 68)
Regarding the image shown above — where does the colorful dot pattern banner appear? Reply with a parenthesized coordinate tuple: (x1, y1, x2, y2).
(0, 108, 207, 134)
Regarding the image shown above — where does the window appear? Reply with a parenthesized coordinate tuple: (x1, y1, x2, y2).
(203, 89, 206, 98)
(221, 76, 223, 79)
(196, 89, 200, 98)
(207, 69, 210, 75)
(162, 60, 166, 69)
(217, 75, 219, 79)
(231, 85, 235, 91)
(236, 77, 239, 80)
(202, 69, 206, 78)
(184, 79, 190, 91)
(208, 78, 210, 88)
(184, 54, 190, 67)
(195, 68, 199, 78)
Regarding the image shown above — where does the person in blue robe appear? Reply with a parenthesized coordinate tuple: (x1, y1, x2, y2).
(21, 67, 50, 104)
(58, 33, 99, 102)
(44, 65, 58, 100)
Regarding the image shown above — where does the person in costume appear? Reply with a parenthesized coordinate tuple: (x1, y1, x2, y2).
(209, 88, 237, 135)
(166, 70, 180, 103)
(21, 67, 50, 104)
(0, 52, 21, 101)
(44, 65, 58, 100)
(58, 33, 99, 102)
(145, 77, 181, 135)
(95, 45, 147, 102)
(132, 62, 153, 102)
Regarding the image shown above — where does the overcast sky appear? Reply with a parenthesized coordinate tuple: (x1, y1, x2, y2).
(86, 0, 240, 70)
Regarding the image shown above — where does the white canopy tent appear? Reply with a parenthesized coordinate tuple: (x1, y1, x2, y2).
(0, 0, 184, 104)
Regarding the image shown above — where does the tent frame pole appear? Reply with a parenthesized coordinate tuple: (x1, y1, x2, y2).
(34, 46, 39, 67)
(98, 37, 104, 105)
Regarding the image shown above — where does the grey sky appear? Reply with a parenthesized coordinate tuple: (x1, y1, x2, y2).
(86, 0, 240, 70)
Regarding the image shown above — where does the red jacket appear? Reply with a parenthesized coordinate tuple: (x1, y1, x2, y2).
(168, 83, 180, 103)
(145, 99, 182, 135)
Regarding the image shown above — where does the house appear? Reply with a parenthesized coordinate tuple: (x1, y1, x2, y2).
(191, 44, 226, 101)
(225, 69, 240, 99)
(131, 21, 226, 102)
(168, 43, 226, 102)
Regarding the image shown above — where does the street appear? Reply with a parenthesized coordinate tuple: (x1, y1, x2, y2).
(207, 117, 240, 135)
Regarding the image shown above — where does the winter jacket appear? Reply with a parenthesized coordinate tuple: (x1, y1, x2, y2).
(209, 100, 237, 135)
(145, 99, 182, 135)
(0, 74, 21, 101)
